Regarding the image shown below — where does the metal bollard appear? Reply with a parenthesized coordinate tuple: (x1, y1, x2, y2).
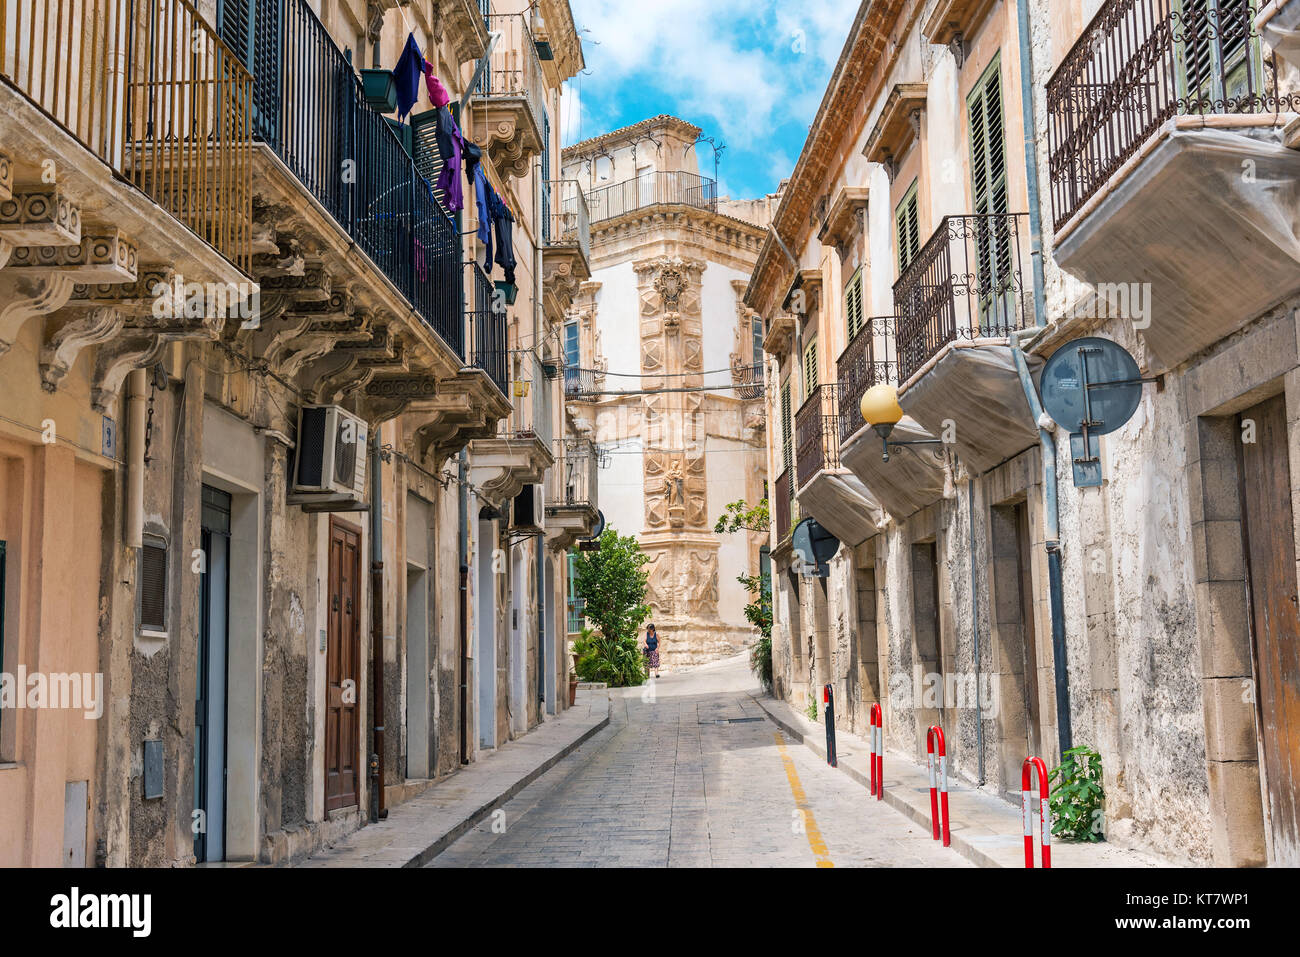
(823, 684, 837, 767)
(926, 725, 951, 846)
(1022, 756, 1052, 868)
(869, 703, 883, 798)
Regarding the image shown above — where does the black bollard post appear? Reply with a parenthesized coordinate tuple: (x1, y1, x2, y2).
(824, 684, 837, 767)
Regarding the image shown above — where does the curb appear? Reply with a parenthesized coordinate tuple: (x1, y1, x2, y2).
(750, 693, 1005, 869)
(402, 703, 612, 868)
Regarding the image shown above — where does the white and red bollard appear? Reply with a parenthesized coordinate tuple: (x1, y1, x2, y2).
(926, 725, 951, 846)
(869, 703, 883, 799)
(1022, 756, 1052, 868)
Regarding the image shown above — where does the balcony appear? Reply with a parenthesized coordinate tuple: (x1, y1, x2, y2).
(888, 212, 1040, 476)
(837, 317, 899, 446)
(472, 13, 546, 179)
(0, 0, 253, 272)
(1046, 0, 1300, 370)
(465, 261, 509, 398)
(583, 171, 718, 225)
(546, 439, 601, 550)
(541, 178, 592, 316)
(733, 363, 765, 400)
(468, 343, 555, 509)
(564, 365, 597, 398)
(794, 385, 883, 547)
(772, 467, 799, 552)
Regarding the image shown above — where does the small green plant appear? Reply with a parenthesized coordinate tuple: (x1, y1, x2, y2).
(1048, 745, 1105, 842)
(805, 698, 818, 722)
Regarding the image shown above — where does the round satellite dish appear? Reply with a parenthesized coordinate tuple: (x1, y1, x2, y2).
(1040, 337, 1142, 437)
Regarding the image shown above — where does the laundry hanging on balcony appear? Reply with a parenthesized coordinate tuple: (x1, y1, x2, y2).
(422, 60, 452, 108)
(488, 189, 517, 285)
(469, 154, 493, 269)
(432, 106, 464, 213)
(392, 33, 425, 120)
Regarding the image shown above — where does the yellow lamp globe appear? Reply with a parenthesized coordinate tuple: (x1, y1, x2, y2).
(860, 383, 904, 429)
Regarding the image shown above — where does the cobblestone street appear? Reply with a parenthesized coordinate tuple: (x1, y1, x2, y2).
(428, 657, 968, 868)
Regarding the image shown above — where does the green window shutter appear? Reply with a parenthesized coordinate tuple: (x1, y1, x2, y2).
(845, 268, 864, 340)
(896, 182, 921, 273)
(804, 338, 819, 394)
(781, 380, 793, 472)
(968, 57, 1011, 300)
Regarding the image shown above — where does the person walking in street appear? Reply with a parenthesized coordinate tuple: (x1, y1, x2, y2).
(644, 623, 661, 680)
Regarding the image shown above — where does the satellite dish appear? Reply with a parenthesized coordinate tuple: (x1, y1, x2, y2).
(1040, 337, 1147, 488)
(791, 518, 840, 578)
(1041, 337, 1142, 436)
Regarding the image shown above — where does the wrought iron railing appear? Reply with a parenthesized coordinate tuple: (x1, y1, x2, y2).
(466, 261, 507, 395)
(543, 178, 591, 264)
(734, 363, 765, 400)
(550, 440, 599, 509)
(0, 0, 253, 269)
(1046, 0, 1300, 231)
(583, 171, 718, 223)
(795, 385, 841, 489)
(255, 0, 463, 353)
(478, 0, 491, 28)
(498, 348, 550, 441)
(837, 318, 899, 444)
(774, 468, 796, 544)
(567, 597, 586, 636)
(893, 213, 1031, 383)
(482, 13, 546, 137)
(564, 366, 597, 397)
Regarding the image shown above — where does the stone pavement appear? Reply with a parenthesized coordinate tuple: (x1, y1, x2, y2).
(754, 693, 1171, 868)
(426, 655, 968, 867)
(298, 689, 610, 867)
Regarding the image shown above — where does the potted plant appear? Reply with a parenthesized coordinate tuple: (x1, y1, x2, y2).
(361, 68, 397, 111)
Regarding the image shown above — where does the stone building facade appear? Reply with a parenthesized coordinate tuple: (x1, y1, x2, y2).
(750, 0, 1300, 867)
(560, 117, 772, 668)
(0, 0, 595, 866)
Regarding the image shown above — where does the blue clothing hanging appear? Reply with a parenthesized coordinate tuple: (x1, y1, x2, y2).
(392, 34, 423, 121)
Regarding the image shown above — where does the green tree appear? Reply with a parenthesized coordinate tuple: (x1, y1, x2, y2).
(714, 498, 770, 535)
(571, 528, 651, 687)
(715, 499, 773, 691)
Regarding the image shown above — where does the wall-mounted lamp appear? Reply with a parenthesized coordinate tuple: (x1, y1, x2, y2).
(859, 384, 942, 463)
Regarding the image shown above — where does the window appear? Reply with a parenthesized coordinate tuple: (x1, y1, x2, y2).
(564, 320, 580, 368)
(781, 379, 793, 473)
(139, 541, 168, 634)
(844, 267, 864, 340)
(752, 317, 764, 367)
(896, 181, 921, 274)
(1180, 0, 1259, 107)
(803, 337, 819, 396)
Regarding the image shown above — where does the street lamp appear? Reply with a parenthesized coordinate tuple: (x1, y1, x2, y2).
(859, 383, 942, 463)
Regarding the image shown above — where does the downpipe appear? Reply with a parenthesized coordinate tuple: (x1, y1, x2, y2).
(125, 369, 147, 549)
(369, 430, 387, 822)
(458, 449, 470, 765)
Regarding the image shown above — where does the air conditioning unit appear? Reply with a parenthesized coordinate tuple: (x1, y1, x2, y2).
(293, 406, 368, 499)
(511, 484, 544, 533)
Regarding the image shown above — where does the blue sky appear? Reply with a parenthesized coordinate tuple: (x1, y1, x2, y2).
(560, 0, 860, 201)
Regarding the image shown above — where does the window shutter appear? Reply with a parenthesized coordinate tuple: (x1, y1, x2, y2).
(752, 318, 764, 366)
(804, 338, 819, 394)
(140, 543, 168, 633)
(897, 184, 921, 273)
(845, 268, 864, 340)
(410, 109, 449, 208)
(968, 58, 1011, 294)
(781, 381, 793, 472)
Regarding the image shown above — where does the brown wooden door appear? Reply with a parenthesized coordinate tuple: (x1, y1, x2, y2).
(1239, 395, 1300, 864)
(326, 519, 362, 813)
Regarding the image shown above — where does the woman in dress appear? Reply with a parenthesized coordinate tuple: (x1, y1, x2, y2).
(644, 623, 661, 680)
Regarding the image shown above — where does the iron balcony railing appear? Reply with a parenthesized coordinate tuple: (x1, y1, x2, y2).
(0, 0, 253, 269)
(499, 348, 551, 443)
(543, 178, 591, 264)
(466, 261, 507, 395)
(837, 319, 900, 445)
(893, 213, 1032, 383)
(564, 366, 597, 397)
(566, 597, 586, 636)
(549, 440, 599, 510)
(583, 170, 718, 224)
(1046, 0, 1300, 231)
(246, 0, 462, 353)
(734, 363, 765, 400)
(478, 0, 491, 28)
(482, 13, 546, 138)
(795, 385, 841, 489)
(774, 467, 797, 545)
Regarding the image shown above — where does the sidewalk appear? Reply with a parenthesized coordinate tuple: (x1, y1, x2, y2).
(752, 693, 1169, 868)
(299, 688, 611, 867)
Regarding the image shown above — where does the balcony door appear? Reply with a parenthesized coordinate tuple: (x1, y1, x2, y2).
(218, 0, 281, 143)
(1176, 0, 1262, 112)
(195, 487, 231, 862)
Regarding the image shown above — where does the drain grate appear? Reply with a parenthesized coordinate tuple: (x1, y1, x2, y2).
(698, 717, 766, 725)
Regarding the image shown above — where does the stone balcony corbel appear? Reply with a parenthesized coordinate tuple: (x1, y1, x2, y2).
(541, 254, 589, 319)
(544, 503, 599, 552)
(305, 327, 411, 405)
(0, 188, 81, 254)
(366, 369, 513, 468)
(90, 336, 171, 413)
(40, 306, 124, 392)
(762, 313, 796, 360)
(817, 186, 870, 259)
(0, 153, 13, 202)
(468, 435, 555, 509)
(470, 103, 544, 181)
(0, 273, 76, 353)
(438, 0, 492, 64)
(863, 83, 928, 182)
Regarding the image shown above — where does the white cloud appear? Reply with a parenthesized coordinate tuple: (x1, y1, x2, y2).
(569, 0, 858, 163)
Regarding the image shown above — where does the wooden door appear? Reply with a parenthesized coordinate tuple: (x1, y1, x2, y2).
(326, 520, 362, 813)
(1239, 395, 1300, 863)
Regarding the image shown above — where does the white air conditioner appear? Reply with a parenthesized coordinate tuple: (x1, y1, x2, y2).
(511, 483, 544, 532)
(293, 405, 368, 499)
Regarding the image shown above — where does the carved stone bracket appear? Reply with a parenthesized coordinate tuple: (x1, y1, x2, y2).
(41, 306, 124, 392)
(6, 230, 137, 283)
(90, 336, 170, 413)
(470, 105, 543, 181)
(0, 153, 12, 202)
(0, 274, 76, 353)
(0, 188, 80, 248)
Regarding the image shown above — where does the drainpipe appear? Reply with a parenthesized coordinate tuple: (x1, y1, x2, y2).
(125, 369, 147, 549)
(1011, 330, 1072, 758)
(1016, 0, 1048, 329)
(458, 449, 470, 764)
(369, 429, 387, 822)
(969, 482, 985, 786)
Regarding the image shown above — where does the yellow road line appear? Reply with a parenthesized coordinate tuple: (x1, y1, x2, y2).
(774, 731, 835, 868)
